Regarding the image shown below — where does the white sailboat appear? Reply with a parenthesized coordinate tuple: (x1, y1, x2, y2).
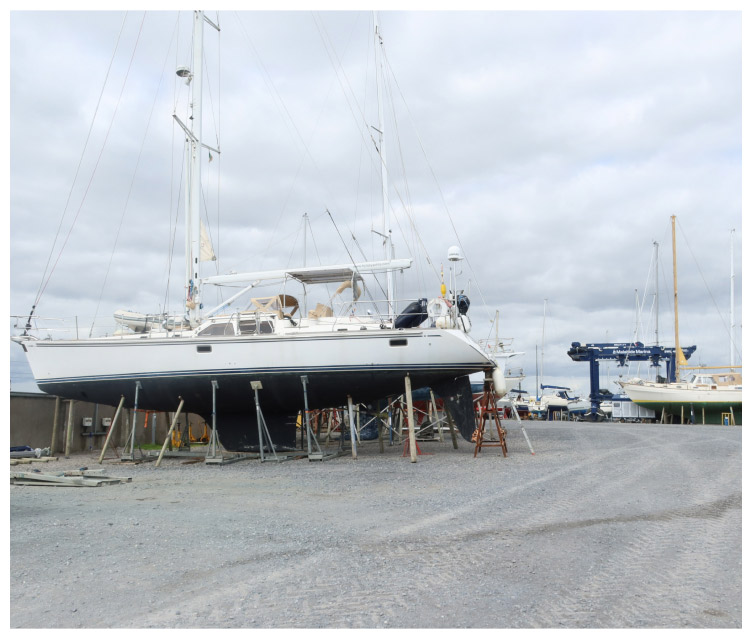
(618, 216, 742, 424)
(470, 310, 525, 397)
(12, 12, 496, 450)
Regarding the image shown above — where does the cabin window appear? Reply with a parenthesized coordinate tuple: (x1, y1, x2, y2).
(238, 320, 257, 335)
(259, 321, 273, 334)
(390, 338, 408, 347)
(198, 322, 235, 336)
(239, 319, 274, 335)
(197, 345, 212, 353)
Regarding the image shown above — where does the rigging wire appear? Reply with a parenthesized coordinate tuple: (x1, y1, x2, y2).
(676, 218, 741, 364)
(326, 210, 388, 314)
(26, 12, 130, 329)
(89, 13, 179, 336)
(36, 13, 148, 332)
(163, 156, 185, 320)
(379, 44, 495, 323)
(314, 12, 440, 306)
(230, 11, 359, 274)
(382, 60, 429, 296)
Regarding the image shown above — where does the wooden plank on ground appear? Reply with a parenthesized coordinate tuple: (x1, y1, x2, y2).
(63, 470, 132, 482)
(9, 457, 58, 465)
(10, 471, 130, 487)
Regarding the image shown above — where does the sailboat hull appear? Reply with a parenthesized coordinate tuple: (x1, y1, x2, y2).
(620, 381, 742, 424)
(19, 327, 493, 450)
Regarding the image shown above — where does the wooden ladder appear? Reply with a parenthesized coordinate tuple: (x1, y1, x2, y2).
(473, 381, 507, 458)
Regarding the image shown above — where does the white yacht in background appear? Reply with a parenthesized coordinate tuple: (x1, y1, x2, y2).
(619, 216, 742, 425)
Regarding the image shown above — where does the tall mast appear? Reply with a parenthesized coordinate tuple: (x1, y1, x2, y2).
(730, 228, 735, 367)
(671, 215, 689, 375)
(188, 11, 204, 325)
(177, 10, 219, 326)
(653, 241, 659, 347)
(540, 299, 547, 395)
(374, 12, 394, 320)
(653, 241, 660, 380)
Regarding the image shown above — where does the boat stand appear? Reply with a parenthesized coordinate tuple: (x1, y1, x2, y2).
(428, 390, 445, 443)
(121, 382, 142, 461)
(98, 395, 126, 464)
(155, 398, 185, 467)
(404, 374, 419, 462)
(347, 395, 357, 459)
(398, 391, 445, 442)
(370, 387, 458, 452)
(509, 401, 535, 455)
(205, 380, 223, 462)
(202, 380, 251, 465)
(251, 381, 281, 462)
(301, 376, 339, 461)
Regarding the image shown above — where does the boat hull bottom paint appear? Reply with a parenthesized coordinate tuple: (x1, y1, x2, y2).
(629, 400, 742, 425)
(37, 369, 484, 452)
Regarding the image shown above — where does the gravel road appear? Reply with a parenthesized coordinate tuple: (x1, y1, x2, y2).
(9, 420, 741, 629)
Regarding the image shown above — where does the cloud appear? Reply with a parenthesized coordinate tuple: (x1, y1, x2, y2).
(9, 10, 742, 397)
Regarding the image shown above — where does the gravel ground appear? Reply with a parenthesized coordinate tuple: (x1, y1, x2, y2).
(9, 420, 742, 629)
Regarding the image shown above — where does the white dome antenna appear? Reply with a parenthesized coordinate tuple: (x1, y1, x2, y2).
(447, 245, 463, 262)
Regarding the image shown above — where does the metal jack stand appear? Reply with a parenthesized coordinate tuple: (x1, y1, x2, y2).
(204, 380, 249, 465)
(205, 381, 222, 462)
(301, 376, 338, 461)
(121, 382, 142, 461)
(251, 381, 280, 462)
(510, 402, 535, 455)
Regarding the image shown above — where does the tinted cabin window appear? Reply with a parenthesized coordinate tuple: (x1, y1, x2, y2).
(239, 319, 274, 335)
(199, 322, 235, 336)
(390, 338, 408, 347)
(238, 320, 257, 335)
(259, 321, 274, 334)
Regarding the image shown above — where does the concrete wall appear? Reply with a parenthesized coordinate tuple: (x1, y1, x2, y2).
(10, 392, 207, 455)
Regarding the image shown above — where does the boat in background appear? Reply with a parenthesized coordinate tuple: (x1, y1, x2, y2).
(514, 385, 584, 420)
(470, 311, 525, 397)
(619, 216, 742, 424)
(619, 370, 741, 424)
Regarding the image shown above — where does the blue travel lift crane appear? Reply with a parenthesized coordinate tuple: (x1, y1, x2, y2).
(566, 341, 697, 420)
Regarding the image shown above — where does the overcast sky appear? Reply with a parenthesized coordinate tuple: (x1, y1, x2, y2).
(8, 5, 745, 398)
